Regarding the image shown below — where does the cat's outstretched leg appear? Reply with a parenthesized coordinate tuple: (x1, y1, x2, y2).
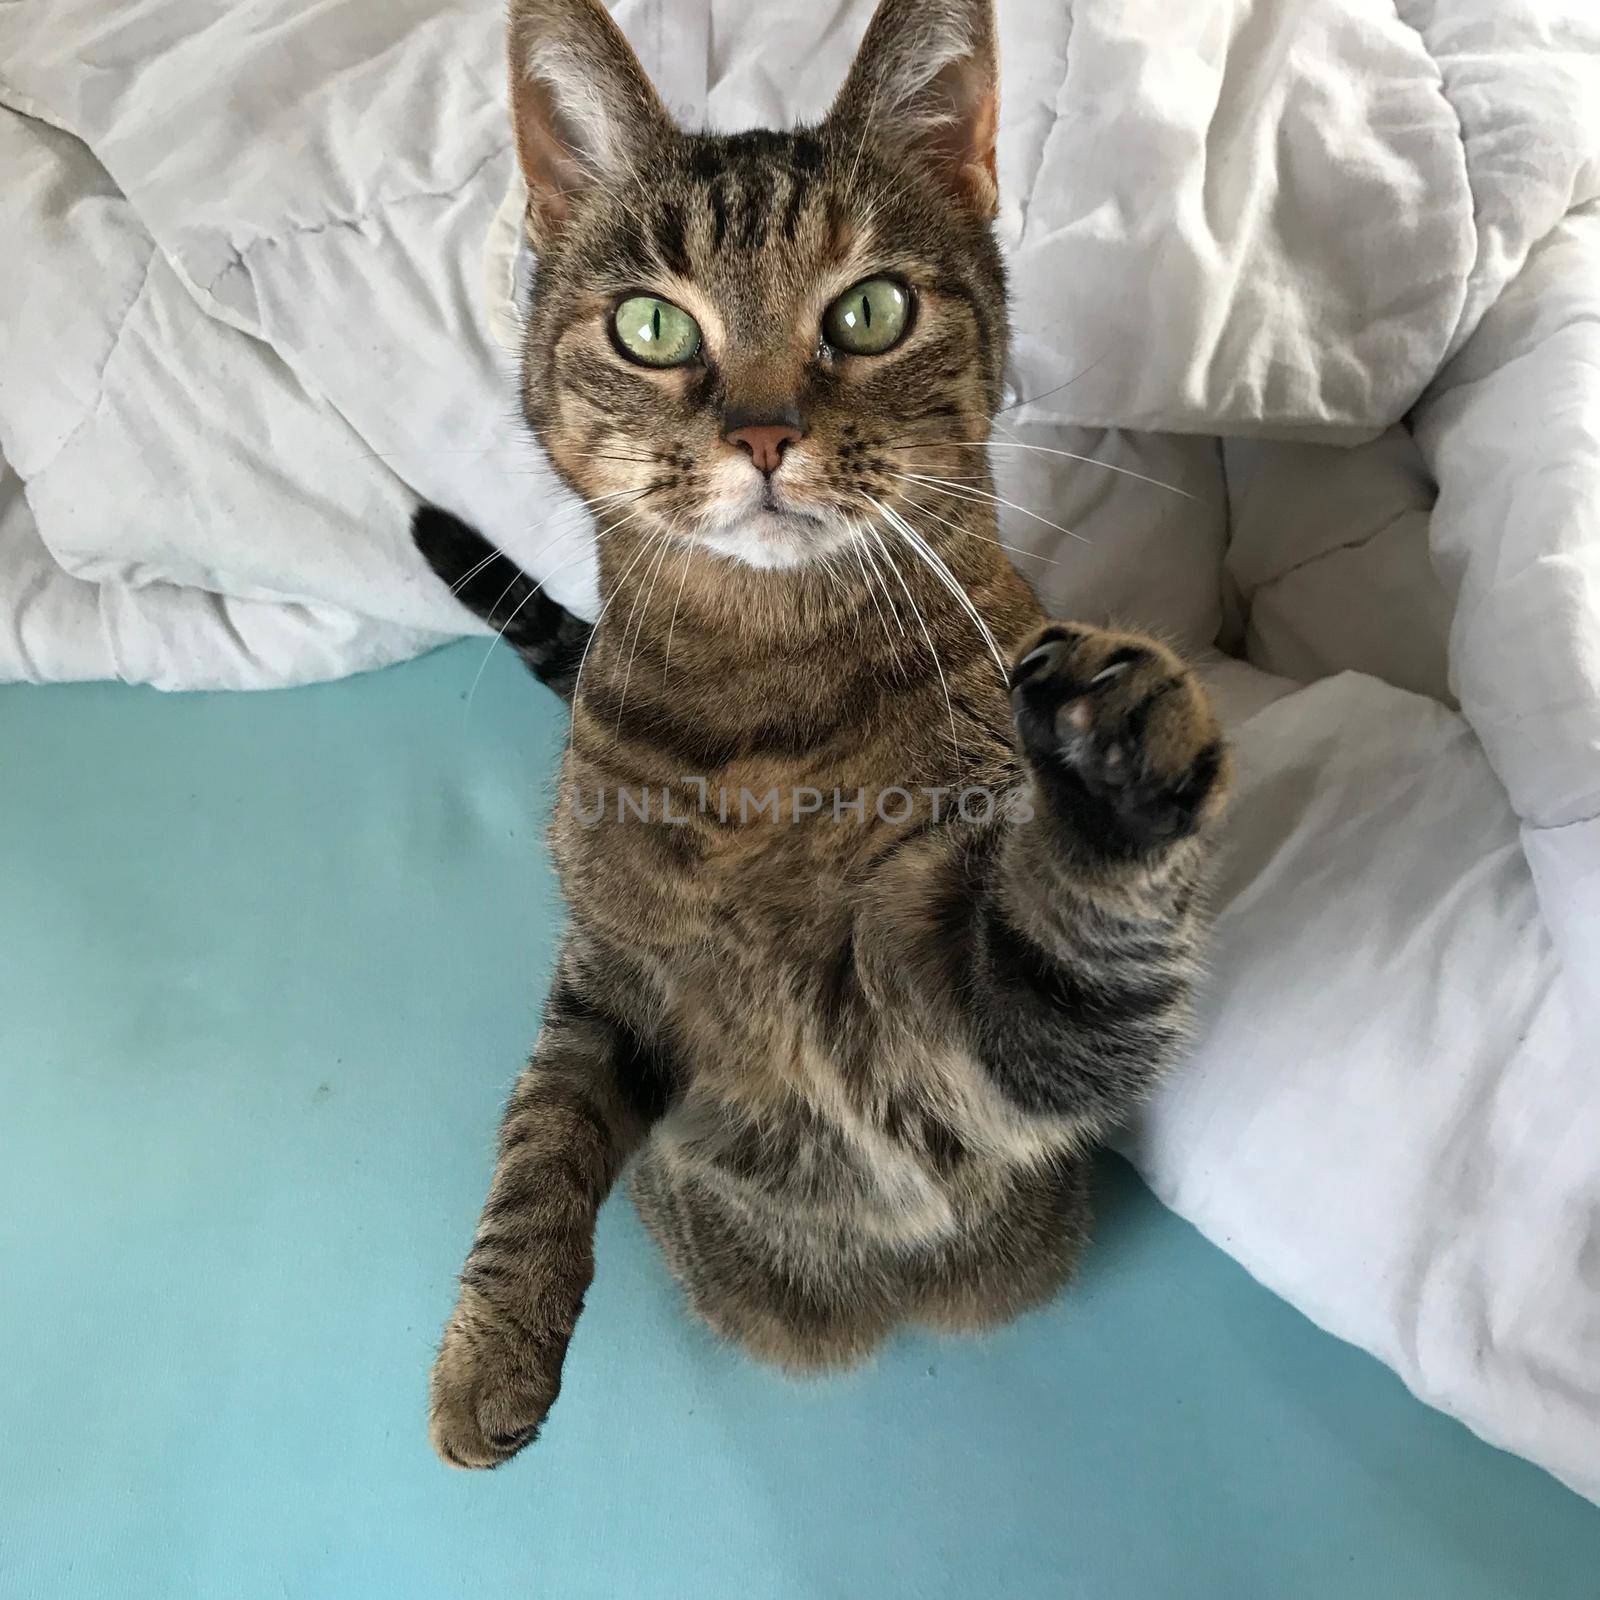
(1009, 624, 1228, 862)
(428, 957, 672, 1468)
(962, 623, 1231, 1128)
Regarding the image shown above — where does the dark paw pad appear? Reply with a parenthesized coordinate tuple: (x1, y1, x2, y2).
(1010, 626, 1228, 854)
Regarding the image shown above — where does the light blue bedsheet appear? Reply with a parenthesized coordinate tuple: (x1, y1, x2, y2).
(3, 643, 1596, 1599)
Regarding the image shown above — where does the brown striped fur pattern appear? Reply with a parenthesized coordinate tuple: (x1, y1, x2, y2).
(422, 0, 1230, 1468)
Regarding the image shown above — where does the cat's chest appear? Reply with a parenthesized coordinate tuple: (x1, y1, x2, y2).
(550, 684, 1018, 966)
(551, 775, 886, 961)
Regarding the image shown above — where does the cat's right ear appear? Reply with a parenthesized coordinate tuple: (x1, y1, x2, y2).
(507, 0, 673, 247)
(828, 0, 1000, 219)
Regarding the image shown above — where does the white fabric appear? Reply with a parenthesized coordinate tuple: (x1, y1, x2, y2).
(3, 0, 1599, 1502)
(1131, 664, 1600, 1505)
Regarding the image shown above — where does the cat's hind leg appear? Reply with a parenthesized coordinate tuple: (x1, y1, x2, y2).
(631, 1152, 899, 1374)
(907, 1155, 1091, 1335)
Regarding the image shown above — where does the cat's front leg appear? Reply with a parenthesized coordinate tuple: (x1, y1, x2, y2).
(429, 958, 672, 1468)
(1008, 623, 1229, 863)
(959, 623, 1231, 1127)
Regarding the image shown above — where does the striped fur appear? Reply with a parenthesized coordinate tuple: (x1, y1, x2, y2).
(425, 0, 1231, 1469)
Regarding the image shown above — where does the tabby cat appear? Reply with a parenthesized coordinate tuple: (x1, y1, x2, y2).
(414, 0, 1230, 1469)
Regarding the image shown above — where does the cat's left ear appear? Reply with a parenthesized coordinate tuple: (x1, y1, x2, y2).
(507, 0, 674, 247)
(827, 0, 999, 219)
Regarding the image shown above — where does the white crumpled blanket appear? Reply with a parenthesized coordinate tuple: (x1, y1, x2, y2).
(3, 0, 1599, 1503)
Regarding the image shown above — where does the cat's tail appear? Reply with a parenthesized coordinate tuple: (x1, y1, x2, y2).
(411, 505, 592, 702)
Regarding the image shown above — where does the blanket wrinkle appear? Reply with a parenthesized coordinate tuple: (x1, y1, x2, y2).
(30, 246, 158, 486)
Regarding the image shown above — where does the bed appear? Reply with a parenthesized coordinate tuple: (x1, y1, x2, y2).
(2, 0, 1598, 1511)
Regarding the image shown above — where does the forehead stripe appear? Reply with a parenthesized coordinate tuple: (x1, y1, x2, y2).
(708, 176, 730, 252)
(737, 174, 769, 250)
(780, 169, 810, 243)
(655, 200, 690, 277)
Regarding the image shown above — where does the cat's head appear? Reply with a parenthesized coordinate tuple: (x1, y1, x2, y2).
(510, 0, 1007, 573)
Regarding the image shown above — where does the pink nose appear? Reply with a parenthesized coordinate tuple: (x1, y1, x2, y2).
(724, 421, 804, 475)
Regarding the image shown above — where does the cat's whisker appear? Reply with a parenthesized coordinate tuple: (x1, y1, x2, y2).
(992, 352, 1112, 417)
(552, 486, 655, 518)
(565, 452, 662, 467)
(461, 535, 605, 715)
(615, 527, 679, 730)
(890, 471, 1092, 547)
(446, 545, 505, 598)
(482, 490, 651, 599)
(897, 491, 1079, 611)
(820, 540, 870, 632)
(860, 496, 961, 766)
(809, 544, 844, 625)
(568, 506, 669, 713)
(660, 537, 697, 688)
(855, 520, 908, 638)
(347, 443, 656, 475)
(348, 446, 537, 461)
(897, 491, 1070, 567)
(873, 498, 1010, 687)
(844, 522, 898, 648)
(845, 76, 884, 194)
(617, 525, 673, 662)
(886, 441, 1194, 500)
(476, 515, 592, 625)
(494, 491, 649, 545)
(473, 495, 631, 630)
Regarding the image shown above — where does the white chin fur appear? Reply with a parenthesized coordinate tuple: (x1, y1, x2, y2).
(696, 510, 854, 572)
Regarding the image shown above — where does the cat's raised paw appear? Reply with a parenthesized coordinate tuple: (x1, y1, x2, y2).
(428, 1299, 564, 1470)
(1010, 624, 1229, 854)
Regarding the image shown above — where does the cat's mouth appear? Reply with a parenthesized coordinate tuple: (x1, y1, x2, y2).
(696, 497, 846, 571)
(741, 473, 814, 520)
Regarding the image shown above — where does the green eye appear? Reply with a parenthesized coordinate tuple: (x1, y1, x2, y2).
(823, 277, 910, 355)
(613, 295, 701, 367)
